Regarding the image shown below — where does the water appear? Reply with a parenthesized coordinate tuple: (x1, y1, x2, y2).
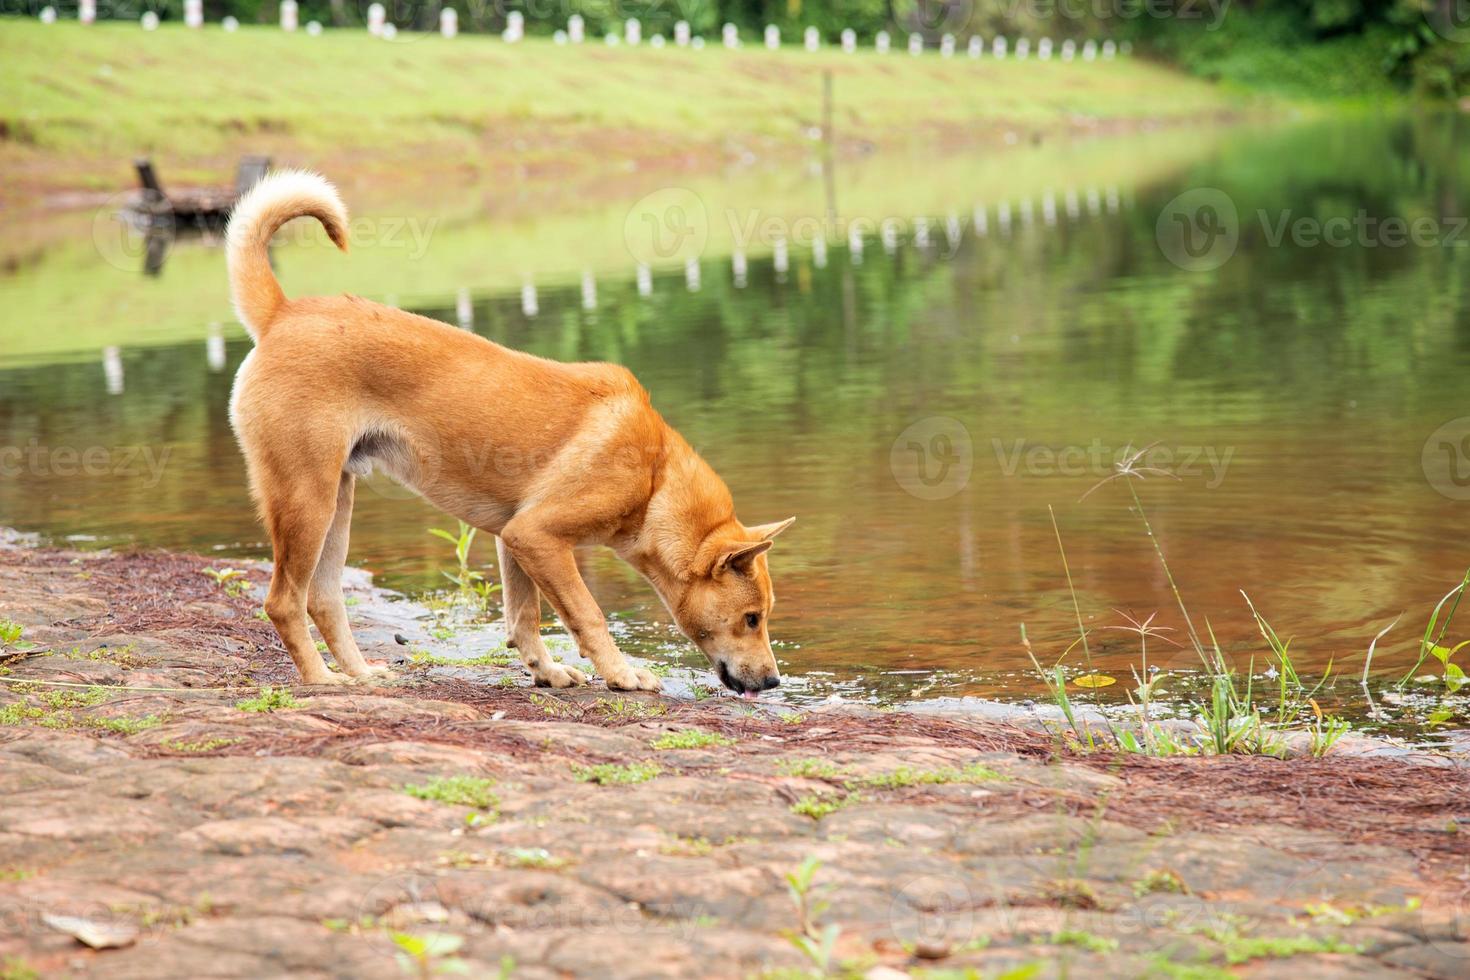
(3, 115, 1469, 716)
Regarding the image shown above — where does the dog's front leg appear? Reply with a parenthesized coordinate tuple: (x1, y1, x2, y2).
(499, 520, 661, 693)
(495, 536, 587, 689)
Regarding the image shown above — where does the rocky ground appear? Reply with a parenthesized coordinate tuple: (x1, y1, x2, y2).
(2, 537, 1470, 979)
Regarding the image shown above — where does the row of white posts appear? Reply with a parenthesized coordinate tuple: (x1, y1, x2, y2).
(45, 4, 1128, 59)
(478, 188, 1128, 321)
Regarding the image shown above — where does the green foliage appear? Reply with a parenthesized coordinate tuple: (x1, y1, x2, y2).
(651, 728, 736, 750)
(0, 620, 23, 647)
(790, 792, 854, 819)
(571, 760, 661, 784)
(402, 776, 500, 810)
(235, 686, 299, 713)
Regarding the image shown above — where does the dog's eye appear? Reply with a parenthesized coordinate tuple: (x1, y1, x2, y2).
(745, 613, 761, 629)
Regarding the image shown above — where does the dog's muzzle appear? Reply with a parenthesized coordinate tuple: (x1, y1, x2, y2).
(715, 660, 780, 699)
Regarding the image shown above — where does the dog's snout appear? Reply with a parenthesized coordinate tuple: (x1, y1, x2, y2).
(761, 673, 780, 691)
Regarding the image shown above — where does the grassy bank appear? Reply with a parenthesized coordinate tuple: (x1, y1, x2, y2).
(1, 20, 1262, 205)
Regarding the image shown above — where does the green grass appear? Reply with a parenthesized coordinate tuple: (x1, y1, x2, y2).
(402, 775, 499, 810)
(790, 793, 856, 820)
(407, 650, 516, 669)
(571, 761, 662, 785)
(235, 686, 299, 713)
(1221, 934, 1362, 964)
(848, 762, 1003, 789)
(651, 728, 735, 750)
(1, 22, 1246, 173)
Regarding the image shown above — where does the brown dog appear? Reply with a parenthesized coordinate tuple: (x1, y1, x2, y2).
(226, 172, 793, 695)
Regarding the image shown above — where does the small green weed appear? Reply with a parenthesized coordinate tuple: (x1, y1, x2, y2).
(571, 761, 661, 785)
(402, 776, 499, 811)
(651, 729, 735, 750)
(236, 687, 299, 713)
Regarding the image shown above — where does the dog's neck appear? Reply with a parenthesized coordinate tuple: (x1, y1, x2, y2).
(616, 426, 737, 619)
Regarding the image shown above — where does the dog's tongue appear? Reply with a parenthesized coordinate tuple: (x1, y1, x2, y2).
(740, 691, 760, 701)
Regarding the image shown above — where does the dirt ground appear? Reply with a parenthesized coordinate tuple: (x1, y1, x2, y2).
(2, 537, 1469, 978)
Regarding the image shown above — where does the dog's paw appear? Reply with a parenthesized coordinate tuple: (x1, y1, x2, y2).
(533, 663, 588, 689)
(605, 666, 662, 693)
(349, 663, 395, 684)
(302, 671, 353, 687)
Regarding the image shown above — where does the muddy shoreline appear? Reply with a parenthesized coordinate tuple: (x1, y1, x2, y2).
(2, 534, 1469, 977)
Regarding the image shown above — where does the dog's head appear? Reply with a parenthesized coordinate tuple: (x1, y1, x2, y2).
(676, 517, 795, 698)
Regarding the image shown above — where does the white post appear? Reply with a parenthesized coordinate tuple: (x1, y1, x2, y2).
(764, 24, 779, 49)
(1038, 37, 1052, 60)
(103, 346, 124, 396)
(848, 225, 864, 263)
(553, 29, 567, 44)
(206, 323, 226, 372)
(456, 287, 473, 327)
(907, 33, 922, 56)
(804, 27, 819, 51)
(568, 15, 584, 44)
(40, 6, 56, 24)
(367, 3, 385, 36)
(306, 20, 322, 34)
(382, 22, 396, 38)
(581, 272, 597, 310)
(1015, 37, 1028, 60)
(1102, 40, 1116, 60)
(280, 0, 298, 32)
(675, 21, 690, 46)
(992, 36, 1007, 59)
(79, 0, 95, 25)
(636, 264, 652, 297)
(968, 36, 982, 58)
(604, 32, 618, 45)
(521, 280, 538, 317)
(732, 251, 748, 288)
(504, 11, 524, 43)
(184, 0, 202, 29)
(773, 237, 789, 278)
(1120, 40, 1132, 56)
(723, 23, 739, 48)
(625, 18, 640, 45)
(222, 15, 238, 31)
(1082, 39, 1097, 61)
(813, 234, 827, 269)
(841, 29, 855, 53)
(141, 10, 159, 30)
(875, 30, 890, 54)
(1061, 39, 1075, 62)
(440, 8, 457, 38)
(940, 33, 954, 58)
(685, 257, 701, 292)
(650, 34, 664, 47)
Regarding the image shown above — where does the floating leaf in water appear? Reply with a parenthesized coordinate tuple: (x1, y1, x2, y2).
(1072, 674, 1116, 688)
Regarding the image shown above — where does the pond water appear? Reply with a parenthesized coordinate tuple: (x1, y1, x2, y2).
(3, 115, 1469, 718)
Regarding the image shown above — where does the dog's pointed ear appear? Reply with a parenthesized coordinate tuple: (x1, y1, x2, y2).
(716, 539, 773, 578)
(746, 517, 795, 542)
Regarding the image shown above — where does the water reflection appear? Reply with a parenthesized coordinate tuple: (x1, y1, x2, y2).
(2, 116, 1469, 719)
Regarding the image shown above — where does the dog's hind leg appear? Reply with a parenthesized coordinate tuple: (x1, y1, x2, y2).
(306, 473, 386, 681)
(259, 466, 352, 686)
(496, 536, 587, 688)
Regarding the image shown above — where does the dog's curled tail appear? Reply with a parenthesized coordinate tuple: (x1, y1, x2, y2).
(226, 169, 349, 341)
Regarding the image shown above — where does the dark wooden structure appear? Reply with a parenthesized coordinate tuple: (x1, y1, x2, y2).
(126, 156, 271, 229)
